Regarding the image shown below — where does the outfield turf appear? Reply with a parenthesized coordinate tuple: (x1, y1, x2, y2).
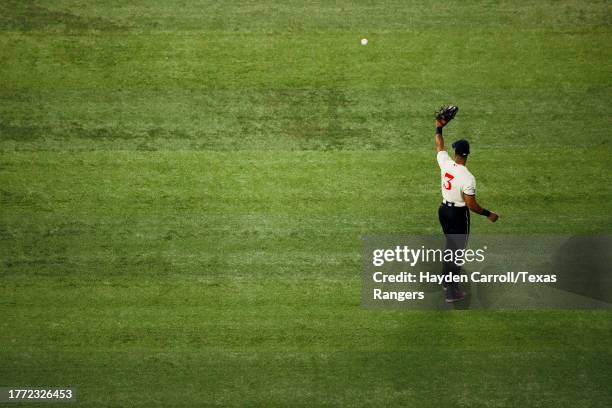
(1, 1, 611, 407)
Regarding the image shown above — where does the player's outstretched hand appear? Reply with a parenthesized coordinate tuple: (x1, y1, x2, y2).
(487, 212, 499, 222)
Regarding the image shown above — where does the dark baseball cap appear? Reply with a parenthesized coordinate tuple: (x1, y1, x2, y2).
(452, 139, 470, 156)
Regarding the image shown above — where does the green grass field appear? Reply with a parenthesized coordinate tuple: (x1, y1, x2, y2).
(1, 1, 611, 406)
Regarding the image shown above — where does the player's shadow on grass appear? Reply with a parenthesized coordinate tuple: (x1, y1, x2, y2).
(550, 235, 612, 304)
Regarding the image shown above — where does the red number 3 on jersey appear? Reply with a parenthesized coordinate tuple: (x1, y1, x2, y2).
(443, 172, 454, 190)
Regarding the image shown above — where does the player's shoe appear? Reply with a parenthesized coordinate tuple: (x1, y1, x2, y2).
(445, 291, 467, 303)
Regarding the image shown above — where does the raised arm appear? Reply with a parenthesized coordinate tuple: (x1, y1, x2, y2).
(434, 105, 459, 152)
(463, 194, 499, 222)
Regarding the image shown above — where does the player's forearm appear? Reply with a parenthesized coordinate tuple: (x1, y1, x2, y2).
(466, 199, 484, 214)
(435, 121, 445, 151)
(435, 132, 444, 151)
(465, 195, 489, 215)
(465, 195, 498, 222)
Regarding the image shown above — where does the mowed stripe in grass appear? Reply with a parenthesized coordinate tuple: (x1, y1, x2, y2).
(1, 349, 609, 407)
(1, 150, 609, 235)
(1, 31, 608, 89)
(1, 86, 610, 152)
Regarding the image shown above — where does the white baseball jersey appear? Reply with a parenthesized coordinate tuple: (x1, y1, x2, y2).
(436, 151, 476, 206)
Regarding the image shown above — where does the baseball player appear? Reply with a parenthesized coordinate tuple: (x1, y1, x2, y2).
(434, 106, 499, 303)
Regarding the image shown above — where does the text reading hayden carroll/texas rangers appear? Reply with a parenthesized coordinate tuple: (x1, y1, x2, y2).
(370, 245, 557, 301)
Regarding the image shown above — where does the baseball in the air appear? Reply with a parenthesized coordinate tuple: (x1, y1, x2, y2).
(361, 38, 368, 45)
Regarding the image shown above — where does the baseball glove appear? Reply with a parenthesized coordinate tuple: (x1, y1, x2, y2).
(435, 105, 459, 122)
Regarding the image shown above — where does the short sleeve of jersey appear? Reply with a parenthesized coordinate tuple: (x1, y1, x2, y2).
(463, 174, 476, 196)
(436, 151, 452, 168)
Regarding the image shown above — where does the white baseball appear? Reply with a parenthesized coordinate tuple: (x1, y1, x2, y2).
(361, 38, 368, 46)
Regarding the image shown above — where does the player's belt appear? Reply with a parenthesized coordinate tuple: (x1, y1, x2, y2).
(441, 200, 466, 208)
